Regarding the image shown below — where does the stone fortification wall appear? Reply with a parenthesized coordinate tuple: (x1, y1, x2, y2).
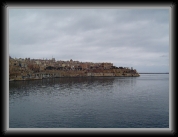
(9, 69, 140, 81)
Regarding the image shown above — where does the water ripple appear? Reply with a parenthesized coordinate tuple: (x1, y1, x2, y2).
(9, 75, 169, 128)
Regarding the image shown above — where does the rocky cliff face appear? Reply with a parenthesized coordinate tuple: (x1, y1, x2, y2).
(9, 69, 140, 81)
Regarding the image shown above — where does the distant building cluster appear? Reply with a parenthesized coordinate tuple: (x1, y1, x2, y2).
(9, 56, 139, 81)
(9, 56, 114, 71)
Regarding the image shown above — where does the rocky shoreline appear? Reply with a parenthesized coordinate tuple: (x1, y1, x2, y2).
(9, 70, 140, 81)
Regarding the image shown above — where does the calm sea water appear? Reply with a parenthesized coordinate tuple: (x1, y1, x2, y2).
(9, 74, 169, 128)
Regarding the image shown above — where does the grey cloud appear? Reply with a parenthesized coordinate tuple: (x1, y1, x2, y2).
(9, 8, 169, 73)
(160, 55, 168, 57)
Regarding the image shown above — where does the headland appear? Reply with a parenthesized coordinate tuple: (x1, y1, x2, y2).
(9, 57, 140, 81)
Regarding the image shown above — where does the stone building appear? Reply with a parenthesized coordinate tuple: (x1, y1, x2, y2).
(80, 63, 88, 70)
(101, 63, 113, 69)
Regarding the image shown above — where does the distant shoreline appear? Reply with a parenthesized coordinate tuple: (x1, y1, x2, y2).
(139, 73, 169, 74)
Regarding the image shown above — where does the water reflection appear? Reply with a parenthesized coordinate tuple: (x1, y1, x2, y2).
(9, 77, 138, 99)
(9, 77, 114, 97)
(10, 77, 115, 88)
(10, 77, 138, 88)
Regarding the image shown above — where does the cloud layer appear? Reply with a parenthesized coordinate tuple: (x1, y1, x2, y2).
(9, 8, 169, 73)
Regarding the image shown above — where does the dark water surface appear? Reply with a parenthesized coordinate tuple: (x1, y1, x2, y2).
(9, 74, 169, 128)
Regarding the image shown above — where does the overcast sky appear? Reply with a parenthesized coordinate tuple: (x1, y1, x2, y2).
(9, 8, 169, 73)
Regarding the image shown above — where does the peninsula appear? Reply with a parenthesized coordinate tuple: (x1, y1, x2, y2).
(9, 56, 140, 81)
